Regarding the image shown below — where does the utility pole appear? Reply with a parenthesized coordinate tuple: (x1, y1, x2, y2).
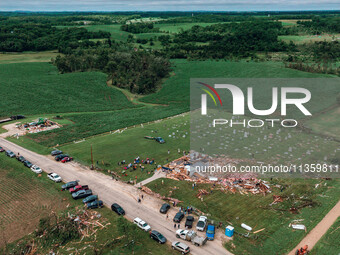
(91, 144, 94, 170)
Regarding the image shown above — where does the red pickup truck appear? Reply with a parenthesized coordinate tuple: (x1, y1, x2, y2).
(69, 185, 89, 193)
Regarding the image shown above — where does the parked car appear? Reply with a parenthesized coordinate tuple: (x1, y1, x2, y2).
(171, 241, 190, 254)
(82, 194, 98, 204)
(17, 156, 26, 162)
(47, 173, 62, 182)
(5, 150, 15, 158)
(55, 154, 69, 161)
(150, 230, 167, 244)
(155, 137, 165, 144)
(72, 189, 92, 199)
(61, 156, 73, 163)
(51, 150, 63, 156)
(69, 185, 89, 193)
(185, 216, 195, 229)
(23, 160, 33, 168)
(133, 217, 151, 231)
(111, 203, 125, 215)
(160, 203, 170, 214)
(61, 181, 78, 191)
(173, 212, 184, 223)
(87, 200, 103, 209)
(206, 224, 215, 240)
(31, 165, 42, 174)
(196, 216, 208, 231)
(0, 147, 4, 152)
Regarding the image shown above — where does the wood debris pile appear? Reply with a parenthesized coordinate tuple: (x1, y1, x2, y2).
(141, 186, 182, 204)
(196, 189, 209, 199)
(222, 178, 271, 195)
(68, 208, 111, 238)
(271, 195, 284, 205)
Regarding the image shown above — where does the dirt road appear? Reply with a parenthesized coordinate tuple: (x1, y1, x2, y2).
(0, 137, 231, 255)
(288, 199, 340, 255)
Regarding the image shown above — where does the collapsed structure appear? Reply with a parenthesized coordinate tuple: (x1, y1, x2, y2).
(15, 118, 61, 136)
(162, 152, 272, 195)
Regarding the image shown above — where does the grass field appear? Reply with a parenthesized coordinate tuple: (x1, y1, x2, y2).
(0, 153, 177, 255)
(191, 110, 340, 166)
(147, 178, 340, 255)
(311, 217, 340, 255)
(306, 106, 340, 140)
(0, 51, 60, 64)
(59, 113, 190, 182)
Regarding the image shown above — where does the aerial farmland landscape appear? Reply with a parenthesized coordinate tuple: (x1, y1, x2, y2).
(0, 1, 339, 255)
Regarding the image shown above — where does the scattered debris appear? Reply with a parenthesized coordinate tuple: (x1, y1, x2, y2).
(291, 224, 306, 231)
(14, 118, 61, 136)
(67, 207, 110, 238)
(270, 195, 285, 205)
(241, 223, 253, 232)
(140, 186, 182, 204)
(196, 189, 209, 199)
(253, 228, 265, 234)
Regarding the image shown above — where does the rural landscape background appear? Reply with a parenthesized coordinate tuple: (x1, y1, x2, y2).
(0, 8, 339, 255)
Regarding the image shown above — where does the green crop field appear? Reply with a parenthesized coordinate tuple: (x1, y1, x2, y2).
(311, 217, 340, 255)
(0, 62, 138, 118)
(141, 59, 334, 107)
(146, 178, 340, 255)
(2, 60, 338, 149)
(0, 153, 176, 255)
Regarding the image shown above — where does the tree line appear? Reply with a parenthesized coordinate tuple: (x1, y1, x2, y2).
(159, 21, 296, 59)
(0, 23, 110, 52)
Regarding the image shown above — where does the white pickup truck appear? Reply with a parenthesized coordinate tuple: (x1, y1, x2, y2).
(176, 229, 208, 246)
(133, 217, 151, 231)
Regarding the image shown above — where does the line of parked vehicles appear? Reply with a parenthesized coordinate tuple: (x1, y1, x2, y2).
(51, 149, 73, 163)
(2, 148, 44, 174)
(129, 202, 214, 254)
(0, 146, 215, 254)
(61, 180, 106, 209)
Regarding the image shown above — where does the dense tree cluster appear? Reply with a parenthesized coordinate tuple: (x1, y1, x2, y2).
(53, 47, 171, 94)
(162, 21, 296, 59)
(298, 16, 340, 33)
(121, 23, 160, 33)
(0, 23, 110, 52)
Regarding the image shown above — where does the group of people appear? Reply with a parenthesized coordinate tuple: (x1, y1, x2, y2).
(179, 206, 193, 215)
(119, 156, 156, 172)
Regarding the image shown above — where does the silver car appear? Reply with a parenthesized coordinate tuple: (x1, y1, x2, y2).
(171, 241, 190, 254)
(31, 165, 42, 174)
